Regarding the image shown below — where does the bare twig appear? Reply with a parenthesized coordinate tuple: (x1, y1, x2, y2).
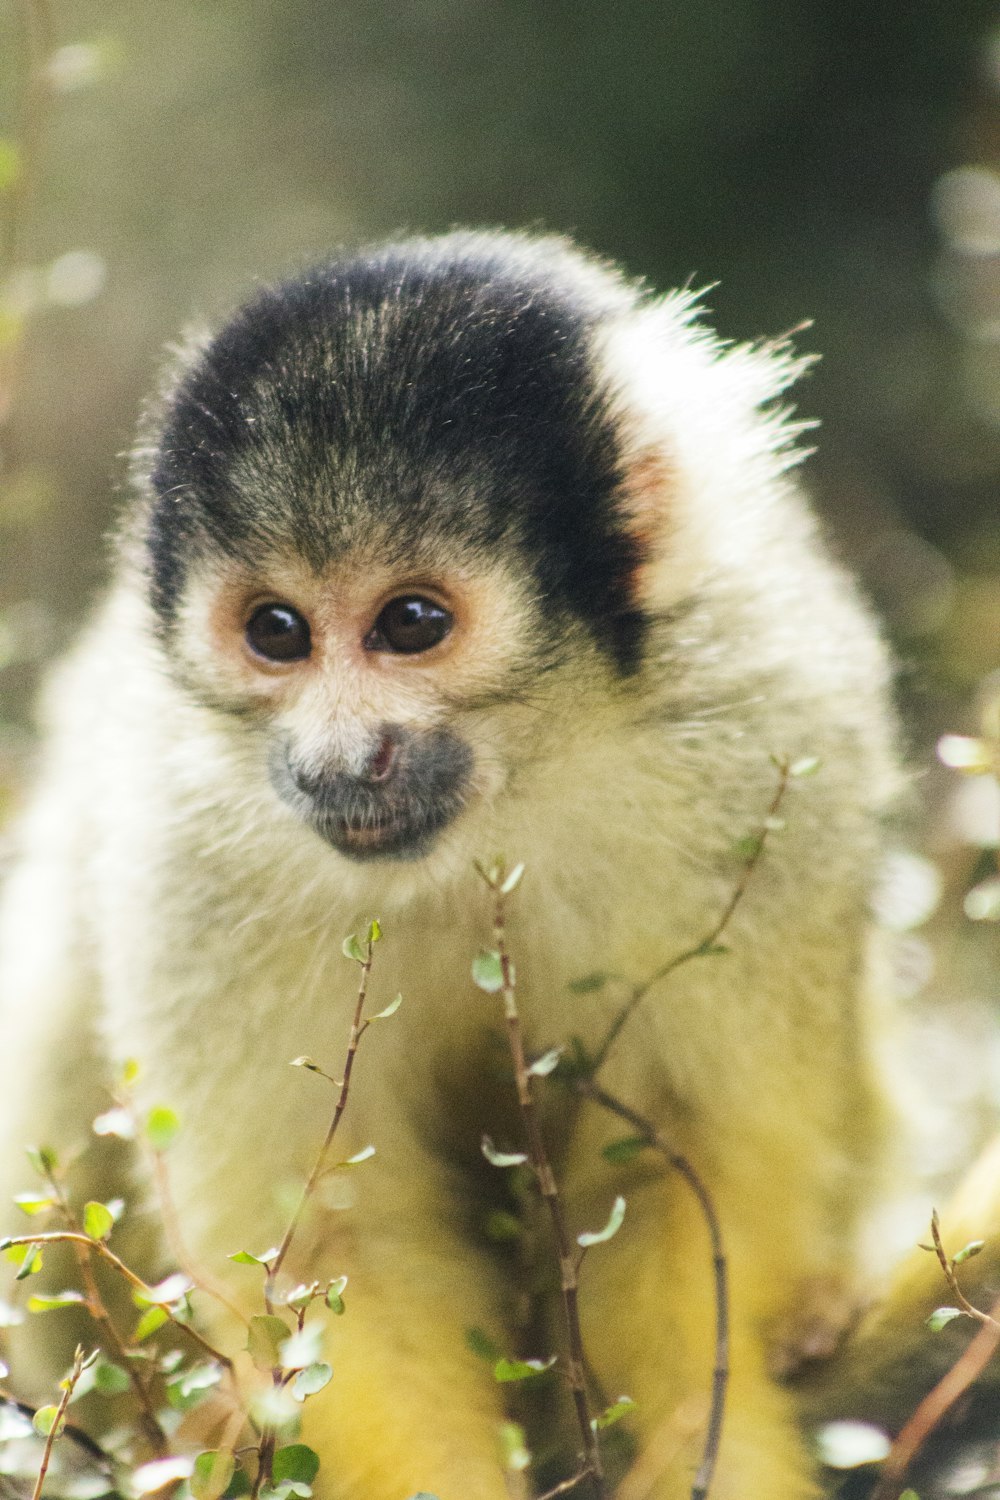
(478, 863, 604, 1499)
(29, 1344, 84, 1500)
(576, 1081, 728, 1500)
(591, 759, 792, 1071)
(872, 1215, 1000, 1500)
(0, 1231, 234, 1372)
(263, 925, 379, 1312)
(44, 1170, 166, 1453)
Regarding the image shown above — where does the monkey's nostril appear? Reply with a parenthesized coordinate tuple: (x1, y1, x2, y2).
(364, 733, 398, 784)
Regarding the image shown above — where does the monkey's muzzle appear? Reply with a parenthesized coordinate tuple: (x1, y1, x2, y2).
(270, 728, 474, 861)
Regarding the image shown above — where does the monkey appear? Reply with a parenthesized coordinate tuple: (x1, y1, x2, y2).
(0, 229, 904, 1499)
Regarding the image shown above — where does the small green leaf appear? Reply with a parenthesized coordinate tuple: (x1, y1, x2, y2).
(342, 933, 366, 963)
(601, 1136, 647, 1164)
(25, 1145, 58, 1178)
(694, 941, 729, 957)
(91, 1359, 130, 1395)
(788, 755, 822, 778)
(92, 1106, 135, 1139)
(370, 993, 402, 1021)
(494, 1355, 557, 1382)
(167, 1362, 223, 1412)
(325, 1275, 348, 1314)
(133, 1305, 168, 1341)
(366, 918, 382, 944)
(279, 1324, 324, 1371)
(568, 972, 609, 994)
(815, 1420, 892, 1469)
(290, 1056, 320, 1071)
(248, 1314, 292, 1370)
(527, 1047, 562, 1078)
(899, 1491, 921, 1500)
(465, 1326, 501, 1362)
(591, 1395, 635, 1431)
(499, 863, 525, 895)
(472, 951, 504, 993)
(191, 1451, 237, 1500)
(291, 1362, 333, 1400)
(146, 1106, 180, 1151)
(249, 1386, 301, 1439)
(27, 1289, 86, 1312)
(733, 835, 764, 861)
(273, 1447, 320, 1487)
(926, 1306, 963, 1331)
(340, 1144, 376, 1167)
(32, 1404, 64, 1437)
(13, 1192, 54, 1216)
(485, 1210, 522, 1242)
(83, 1200, 114, 1240)
(12, 1243, 43, 1279)
(286, 1282, 320, 1311)
(499, 1420, 531, 1472)
(229, 1248, 278, 1267)
(577, 1195, 626, 1248)
(481, 1136, 528, 1169)
(953, 1239, 986, 1265)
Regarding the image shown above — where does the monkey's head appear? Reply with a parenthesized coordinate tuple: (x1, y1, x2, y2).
(132, 232, 809, 864)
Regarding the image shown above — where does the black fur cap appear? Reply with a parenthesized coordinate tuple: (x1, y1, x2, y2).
(144, 232, 649, 671)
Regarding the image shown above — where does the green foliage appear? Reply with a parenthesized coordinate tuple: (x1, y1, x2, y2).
(471, 950, 504, 993)
(493, 1356, 557, 1382)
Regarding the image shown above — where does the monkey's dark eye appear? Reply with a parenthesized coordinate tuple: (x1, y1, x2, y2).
(366, 596, 453, 654)
(245, 603, 312, 662)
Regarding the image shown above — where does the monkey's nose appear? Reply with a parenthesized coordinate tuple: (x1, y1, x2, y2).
(360, 732, 399, 784)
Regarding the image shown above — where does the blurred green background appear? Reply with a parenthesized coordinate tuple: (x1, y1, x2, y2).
(0, 1, 999, 1114)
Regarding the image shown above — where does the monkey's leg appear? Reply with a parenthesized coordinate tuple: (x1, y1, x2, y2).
(558, 1124, 822, 1500)
(255, 1166, 516, 1500)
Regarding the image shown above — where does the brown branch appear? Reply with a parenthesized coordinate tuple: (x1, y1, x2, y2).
(536, 1470, 596, 1500)
(45, 1172, 166, 1454)
(591, 758, 792, 1071)
(577, 1081, 728, 1500)
(264, 928, 377, 1311)
(871, 1215, 1000, 1500)
(479, 864, 604, 1498)
(29, 1344, 83, 1500)
(0, 1231, 234, 1372)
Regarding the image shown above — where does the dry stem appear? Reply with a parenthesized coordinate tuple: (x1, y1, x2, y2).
(871, 1213, 1000, 1500)
(263, 930, 376, 1312)
(480, 864, 604, 1499)
(29, 1344, 83, 1500)
(577, 1082, 728, 1500)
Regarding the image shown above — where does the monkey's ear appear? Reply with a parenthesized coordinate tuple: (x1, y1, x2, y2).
(599, 298, 817, 608)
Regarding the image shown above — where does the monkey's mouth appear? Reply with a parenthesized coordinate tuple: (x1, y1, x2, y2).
(270, 729, 474, 863)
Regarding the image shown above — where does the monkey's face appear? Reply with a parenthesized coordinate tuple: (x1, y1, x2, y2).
(166, 538, 554, 862)
(138, 236, 768, 864)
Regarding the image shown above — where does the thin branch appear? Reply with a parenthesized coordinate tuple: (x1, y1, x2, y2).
(479, 864, 604, 1499)
(591, 759, 791, 1071)
(576, 1081, 728, 1500)
(29, 1344, 83, 1500)
(45, 1171, 166, 1454)
(536, 1470, 597, 1500)
(264, 928, 377, 1310)
(871, 1215, 1000, 1500)
(0, 1389, 112, 1469)
(0, 1231, 234, 1371)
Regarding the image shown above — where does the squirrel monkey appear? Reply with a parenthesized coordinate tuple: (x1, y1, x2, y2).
(0, 231, 902, 1498)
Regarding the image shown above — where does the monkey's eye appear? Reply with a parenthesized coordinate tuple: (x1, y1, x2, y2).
(245, 603, 312, 662)
(365, 595, 453, 654)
